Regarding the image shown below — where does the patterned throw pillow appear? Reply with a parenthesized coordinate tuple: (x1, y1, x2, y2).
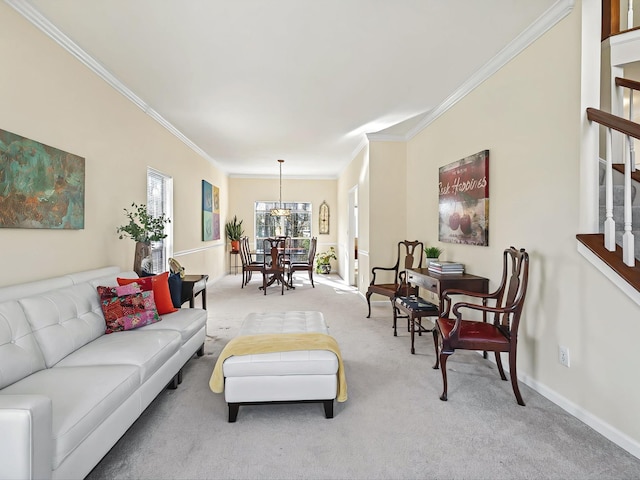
(97, 283, 161, 334)
(117, 272, 178, 315)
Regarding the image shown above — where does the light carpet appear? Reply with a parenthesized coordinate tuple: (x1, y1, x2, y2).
(86, 272, 640, 480)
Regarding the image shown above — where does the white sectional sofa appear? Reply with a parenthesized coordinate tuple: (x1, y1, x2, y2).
(0, 266, 207, 480)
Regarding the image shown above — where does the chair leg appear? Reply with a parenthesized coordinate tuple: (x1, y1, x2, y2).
(432, 329, 440, 369)
(494, 352, 507, 381)
(309, 270, 314, 287)
(366, 292, 373, 318)
(509, 351, 525, 406)
(392, 305, 398, 337)
(262, 273, 267, 295)
(439, 351, 452, 401)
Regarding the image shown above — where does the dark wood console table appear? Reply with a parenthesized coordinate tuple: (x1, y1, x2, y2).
(181, 274, 209, 309)
(397, 268, 489, 354)
(406, 268, 489, 302)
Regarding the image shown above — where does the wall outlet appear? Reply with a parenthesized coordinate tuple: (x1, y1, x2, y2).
(559, 345, 570, 367)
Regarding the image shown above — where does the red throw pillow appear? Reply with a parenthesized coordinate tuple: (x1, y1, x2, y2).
(118, 272, 178, 315)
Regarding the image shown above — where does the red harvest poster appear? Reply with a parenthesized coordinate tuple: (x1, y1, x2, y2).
(438, 150, 489, 246)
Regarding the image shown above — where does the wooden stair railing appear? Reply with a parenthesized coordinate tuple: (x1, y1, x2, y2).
(602, 0, 639, 40)
(580, 79, 640, 289)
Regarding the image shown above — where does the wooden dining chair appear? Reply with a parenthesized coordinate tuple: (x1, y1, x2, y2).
(239, 236, 261, 288)
(287, 237, 317, 287)
(432, 247, 530, 405)
(260, 237, 287, 295)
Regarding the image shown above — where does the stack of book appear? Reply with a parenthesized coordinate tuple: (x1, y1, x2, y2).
(428, 260, 465, 275)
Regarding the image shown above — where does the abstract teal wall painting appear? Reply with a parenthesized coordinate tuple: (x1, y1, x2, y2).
(202, 180, 213, 241)
(0, 128, 85, 229)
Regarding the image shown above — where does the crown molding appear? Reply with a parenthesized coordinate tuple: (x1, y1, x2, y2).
(366, 132, 406, 142)
(5, 0, 226, 172)
(405, 0, 575, 140)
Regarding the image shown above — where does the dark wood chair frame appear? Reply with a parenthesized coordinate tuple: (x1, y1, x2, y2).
(259, 237, 289, 295)
(239, 236, 261, 288)
(365, 240, 424, 319)
(287, 237, 317, 287)
(432, 247, 530, 405)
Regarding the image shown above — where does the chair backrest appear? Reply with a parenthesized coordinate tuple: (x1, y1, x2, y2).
(263, 237, 285, 270)
(397, 240, 424, 283)
(239, 236, 251, 266)
(493, 247, 529, 334)
(307, 237, 318, 266)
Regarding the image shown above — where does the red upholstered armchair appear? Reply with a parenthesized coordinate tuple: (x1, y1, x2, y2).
(432, 247, 530, 405)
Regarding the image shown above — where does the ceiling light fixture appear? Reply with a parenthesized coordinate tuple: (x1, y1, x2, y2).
(270, 159, 291, 217)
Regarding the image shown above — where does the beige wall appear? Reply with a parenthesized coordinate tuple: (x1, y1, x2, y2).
(0, 4, 227, 286)
(228, 176, 337, 270)
(337, 143, 369, 286)
(339, 1, 640, 448)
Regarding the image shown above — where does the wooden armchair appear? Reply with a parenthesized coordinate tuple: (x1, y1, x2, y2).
(432, 247, 530, 405)
(365, 240, 424, 319)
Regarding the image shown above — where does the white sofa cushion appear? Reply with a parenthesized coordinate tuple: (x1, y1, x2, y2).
(0, 364, 139, 470)
(0, 300, 46, 389)
(139, 308, 206, 342)
(54, 329, 182, 383)
(19, 283, 107, 367)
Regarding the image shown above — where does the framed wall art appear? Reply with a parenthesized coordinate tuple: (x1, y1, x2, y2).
(202, 180, 221, 241)
(319, 201, 329, 234)
(0, 128, 85, 229)
(438, 149, 489, 246)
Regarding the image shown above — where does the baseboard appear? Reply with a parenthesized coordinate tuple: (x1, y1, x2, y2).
(484, 352, 640, 459)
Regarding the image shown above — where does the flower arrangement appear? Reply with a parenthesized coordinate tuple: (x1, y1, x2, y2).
(315, 246, 337, 274)
(116, 203, 170, 243)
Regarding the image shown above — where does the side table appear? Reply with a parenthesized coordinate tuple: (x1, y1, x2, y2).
(229, 250, 240, 275)
(181, 274, 209, 309)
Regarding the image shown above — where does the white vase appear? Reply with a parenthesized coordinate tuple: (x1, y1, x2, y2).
(425, 257, 438, 268)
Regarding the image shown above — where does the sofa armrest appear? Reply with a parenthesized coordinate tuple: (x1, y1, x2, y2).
(0, 395, 52, 480)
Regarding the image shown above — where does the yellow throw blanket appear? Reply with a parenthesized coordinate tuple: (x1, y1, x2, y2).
(209, 332, 347, 402)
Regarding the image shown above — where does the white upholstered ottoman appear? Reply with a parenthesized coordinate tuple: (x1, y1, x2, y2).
(209, 311, 347, 422)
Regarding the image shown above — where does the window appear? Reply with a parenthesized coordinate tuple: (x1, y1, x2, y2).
(147, 168, 173, 273)
(254, 201, 312, 262)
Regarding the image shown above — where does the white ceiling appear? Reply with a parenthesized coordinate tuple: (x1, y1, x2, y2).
(12, 0, 559, 178)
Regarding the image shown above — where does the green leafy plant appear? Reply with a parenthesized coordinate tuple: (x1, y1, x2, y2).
(117, 203, 170, 243)
(315, 246, 337, 273)
(225, 215, 244, 241)
(424, 246, 443, 259)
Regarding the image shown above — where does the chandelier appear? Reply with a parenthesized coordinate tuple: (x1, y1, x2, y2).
(270, 159, 291, 216)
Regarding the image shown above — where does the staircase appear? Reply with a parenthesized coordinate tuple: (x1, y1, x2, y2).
(599, 163, 640, 259)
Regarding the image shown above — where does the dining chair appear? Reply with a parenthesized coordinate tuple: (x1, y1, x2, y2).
(239, 236, 261, 288)
(432, 247, 530, 405)
(287, 237, 317, 287)
(260, 237, 287, 295)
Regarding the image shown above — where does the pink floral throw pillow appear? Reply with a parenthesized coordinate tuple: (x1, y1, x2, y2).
(97, 284, 161, 334)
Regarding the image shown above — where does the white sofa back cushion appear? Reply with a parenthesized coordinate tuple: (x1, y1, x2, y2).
(0, 300, 46, 389)
(19, 283, 107, 368)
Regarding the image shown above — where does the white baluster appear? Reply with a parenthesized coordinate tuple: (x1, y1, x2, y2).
(623, 132, 636, 266)
(605, 127, 616, 251)
(630, 90, 636, 171)
(628, 0, 635, 30)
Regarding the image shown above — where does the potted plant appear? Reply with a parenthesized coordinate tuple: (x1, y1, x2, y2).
(117, 203, 170, 275)
(315, 246, 337, 274)
(225, 215, 244, 252)
(424, 245, 443, 267)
